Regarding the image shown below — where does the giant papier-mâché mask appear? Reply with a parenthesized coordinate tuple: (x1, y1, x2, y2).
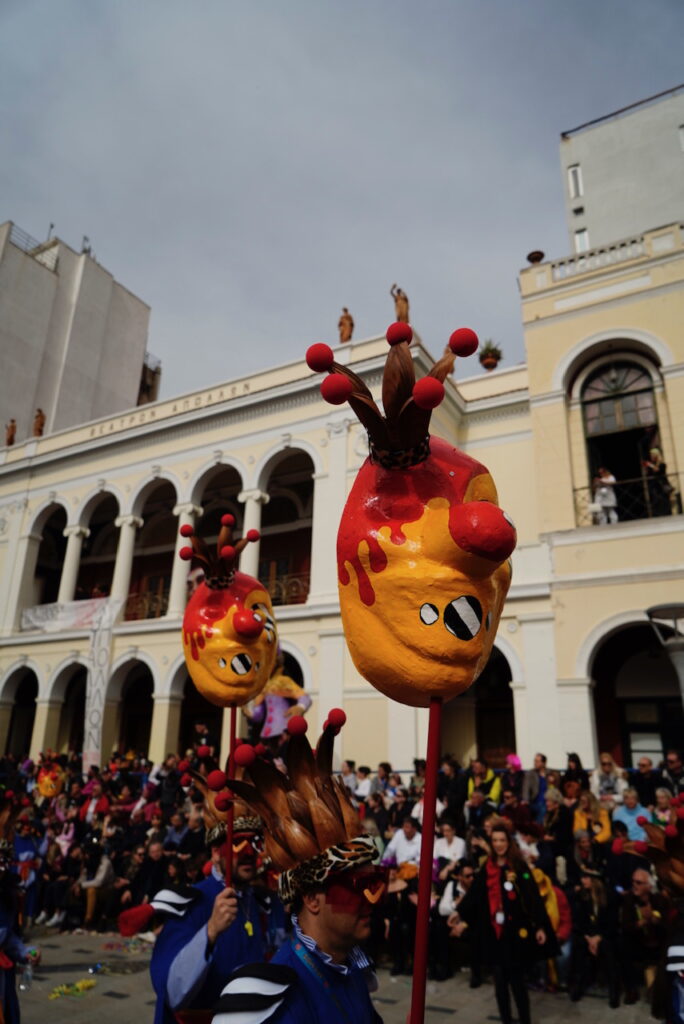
(306, 324, 516, 708)
(179, 514, 277, 707)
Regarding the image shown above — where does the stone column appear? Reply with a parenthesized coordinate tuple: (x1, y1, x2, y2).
(166, 503, 202, 618)
(0, 702, 13, 754)
(317, 627, 346, 766)
(237, 489, 270, 578)
(518, 612, 563, 766)
(30, 699, 61, 759)
(148, 696, 182, 765)
(57, 526, 90, 604)
(2, 530, 41, 634)
(110, 515, 143, 609)
(556, 678, 598, 767)
(308, 419, 350, 603)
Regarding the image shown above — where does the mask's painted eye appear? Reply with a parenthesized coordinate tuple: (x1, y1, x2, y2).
(231, 653, 253, 675)
(420, 603, 439, 625)
(218, 657, 227, 668)
(444, 596, 483, 641)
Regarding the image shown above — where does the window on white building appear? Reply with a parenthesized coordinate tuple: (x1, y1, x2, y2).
(568, 163, 583, 199)
(574, 228, 589, 254)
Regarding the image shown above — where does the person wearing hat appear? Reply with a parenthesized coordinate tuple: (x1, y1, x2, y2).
(148, 791, 271, 1024)
(212, 712, 386, 1024)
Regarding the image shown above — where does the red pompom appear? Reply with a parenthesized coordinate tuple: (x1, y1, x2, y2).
(118, 903, 155, 937)
(180, 773, 192, 787)
(633, 840, 649, 855)
(177, 760, 190, 773)
(207, 770, 227, 792)
(327, 708, 346, 729)
(221, 513, 236, 527)
(287, 716, 308, 736)
(412, 377, 445, 410)
(449, 327, 479, 357)
(179, 546, 194, 561)
(246, 529, 260, 542)
(214, 793, 233, 812)
(676, 807, 684, 820)
(234, 744, 256, 768)
(4, 791, 14, 801)
(254, 743, 266, 756)
(220, 545, 236, 561)
(321, 374, 353, 405)
(611, 839, 624, 855)
(664, 824, 678, 838)
(233, 609, 264, 638)
(636, 815, 648, 826)
(20, 797, 30, 807)
(197, 745, 211, 759)
(306, 343, 335, 373)
(202, 860, 213, 876)
(386, 322, 413, 346)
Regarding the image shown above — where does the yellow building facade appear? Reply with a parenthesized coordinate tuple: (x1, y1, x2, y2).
(0, 223, 682, 773)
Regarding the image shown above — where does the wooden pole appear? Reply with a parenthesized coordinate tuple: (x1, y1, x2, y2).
(224, 705, 237, 887)
(409, 696, 443, 1024)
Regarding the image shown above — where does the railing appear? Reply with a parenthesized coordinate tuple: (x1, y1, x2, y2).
(124, 590, 169, 621)
(9, 223, 59, 272)
(574, 472, 682, 527)
(552, 237, 644, 281)
(265, 571, 310, 606)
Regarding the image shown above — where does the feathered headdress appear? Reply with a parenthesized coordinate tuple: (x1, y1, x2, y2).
(305, 324, 478, 468)
(218, 710, 378, 902)
(178, 512, 260, 590)
(188, 757, 262, 848)
(616, 797, 684, 894)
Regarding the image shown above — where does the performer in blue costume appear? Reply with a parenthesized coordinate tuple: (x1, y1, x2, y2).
(149, 809, 273, 1024)
(211, 710, 387, 1024)
(0, 800, 40, 1024)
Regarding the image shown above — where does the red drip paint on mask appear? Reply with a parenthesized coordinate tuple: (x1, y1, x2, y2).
(337, 437, 491, 606)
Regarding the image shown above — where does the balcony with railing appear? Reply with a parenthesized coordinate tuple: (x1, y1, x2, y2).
(9, 223, 59, 272)
(574, 472, 682, 527)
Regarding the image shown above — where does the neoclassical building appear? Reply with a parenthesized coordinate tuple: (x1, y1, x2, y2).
(0, 220, 682, 773)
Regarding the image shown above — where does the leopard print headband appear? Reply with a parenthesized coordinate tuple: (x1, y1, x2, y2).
(278, 833, 379, 903)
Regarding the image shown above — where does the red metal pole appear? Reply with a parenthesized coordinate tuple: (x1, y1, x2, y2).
(409, 696, 443, 1024)
(225, 705, 237, 887)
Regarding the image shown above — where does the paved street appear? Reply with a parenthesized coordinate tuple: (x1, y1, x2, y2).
(20, 930, 652, 1023)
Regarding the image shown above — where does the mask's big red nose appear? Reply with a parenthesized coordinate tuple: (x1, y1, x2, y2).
(232, 608, 265, 639)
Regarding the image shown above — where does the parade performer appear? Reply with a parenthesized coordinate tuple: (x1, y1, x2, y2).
(0, 798, 40, 1023)
(244, 651, 311, 742)
(147, 781, 274, 1024)
(212, 711, 386, 1024)
(305, 323, 516, 1022)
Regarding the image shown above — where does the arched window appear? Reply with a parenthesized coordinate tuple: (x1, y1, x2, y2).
(582, 362, 656, 436)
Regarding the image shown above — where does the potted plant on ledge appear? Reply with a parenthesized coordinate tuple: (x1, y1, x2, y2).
(479, 340, 502, 372)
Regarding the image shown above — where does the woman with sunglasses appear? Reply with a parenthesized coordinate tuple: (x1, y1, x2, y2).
(589, 753, 627, 811)
(457, 823, 554, 1024)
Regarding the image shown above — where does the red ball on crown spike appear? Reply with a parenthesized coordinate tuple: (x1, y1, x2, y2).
(287, 716, 308, 736)
(306, 343, 335, 373)
(234, 744, 256, 768)
(412, 377, 445, 410)
(220, 545, 236, 561)
(214, 793, 233, 812)
(197, 745, 211, 759)
(180, 773, 192, 787)
(180, 524, 194, 538)
(179, 547, 194, 561)
(246, 529, 260, 542)
(611, 838, 624, 855)
(676, 807, 684, 820)
(633, 840, 649, 855)
(221, 514, 236, 527)
(665, 824, 678, 838)
(636, 815, 648, 826)
(254, 743, 266, 756)
(202, 860, 213, 876)
(321, 375, 354, 405)
(207, 770, 227, 792)
(449, 328, 479, 357)
(327, 708, 346, 729)
(386, 322, 413, 346)
(177, 760, 190, 773)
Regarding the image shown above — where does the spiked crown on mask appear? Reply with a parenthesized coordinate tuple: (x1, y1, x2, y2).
(188, 756, 262, 851)
(225, 710, 378, 902)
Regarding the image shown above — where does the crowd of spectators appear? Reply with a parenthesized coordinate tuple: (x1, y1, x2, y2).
(3, 733, 684, 1012)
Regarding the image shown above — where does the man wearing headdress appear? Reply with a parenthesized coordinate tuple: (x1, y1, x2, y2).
(213, 712, 386, 1023)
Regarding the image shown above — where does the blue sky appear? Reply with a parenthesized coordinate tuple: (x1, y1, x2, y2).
(1, 0, 682, 398)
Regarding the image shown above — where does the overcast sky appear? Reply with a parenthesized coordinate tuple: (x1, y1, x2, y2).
(1, 1, 682, 399)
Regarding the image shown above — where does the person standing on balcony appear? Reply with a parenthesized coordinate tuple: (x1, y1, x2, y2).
(593, 467, 618, 524)
(338, 307, 354, 343)
(643, 448, 672, 516)
(32, 408, 45, 437)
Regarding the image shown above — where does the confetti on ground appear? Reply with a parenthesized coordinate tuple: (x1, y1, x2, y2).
(48, 978, 97, 999)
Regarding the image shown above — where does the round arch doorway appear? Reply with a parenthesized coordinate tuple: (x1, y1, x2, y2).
(441, 647, 514, 769)
(592, 623, 682, 767)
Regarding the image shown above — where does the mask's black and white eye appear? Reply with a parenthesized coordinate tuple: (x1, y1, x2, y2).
(444, 596, 483, 641)
(420, 603, 439, 625)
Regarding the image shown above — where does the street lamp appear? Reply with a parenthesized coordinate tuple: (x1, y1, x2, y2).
(646, 604, 684, 708)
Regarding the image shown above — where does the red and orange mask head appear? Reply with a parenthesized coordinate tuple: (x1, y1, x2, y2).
(37, 763, 65, 800)
(178, 514, 277, 707)
(307, 325, 516, 707)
